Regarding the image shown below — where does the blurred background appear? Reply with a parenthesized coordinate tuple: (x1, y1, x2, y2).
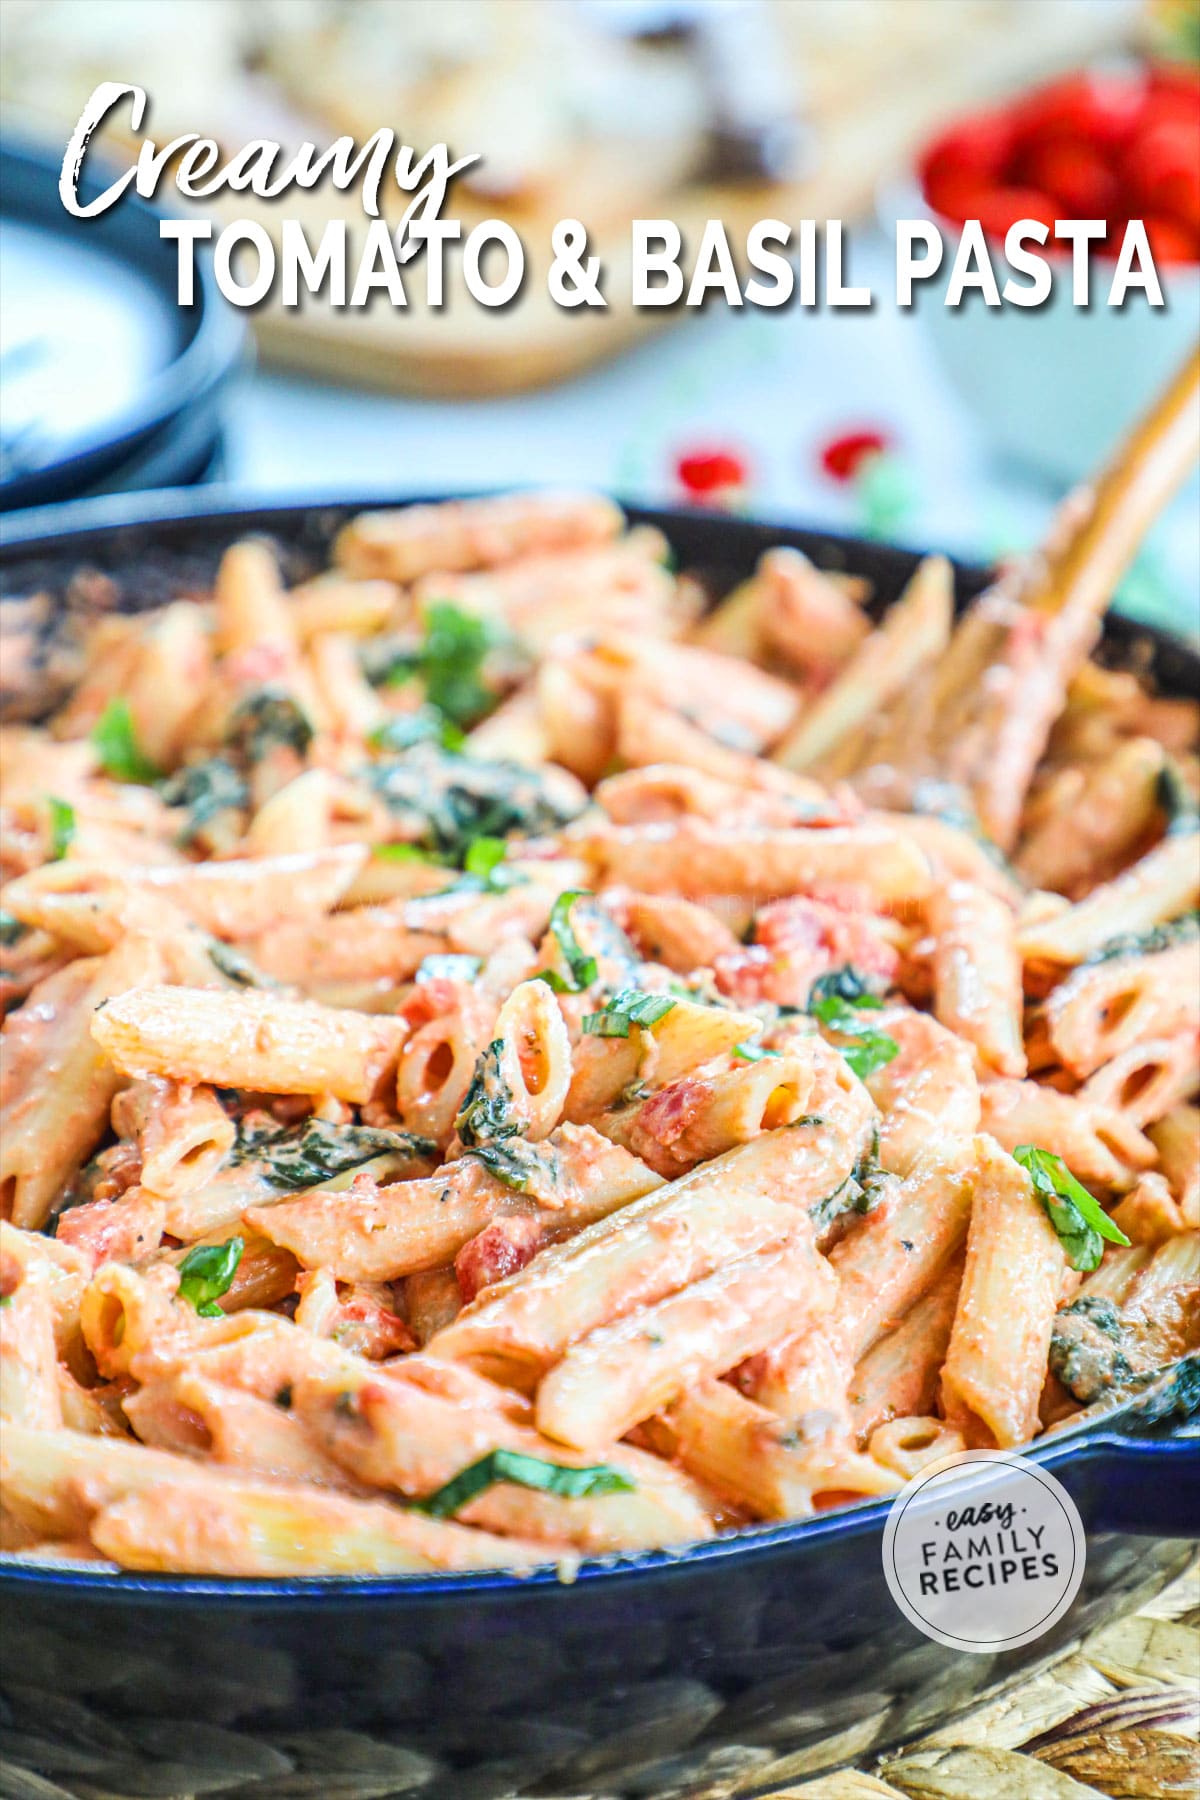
(0, 0, 1197, 633)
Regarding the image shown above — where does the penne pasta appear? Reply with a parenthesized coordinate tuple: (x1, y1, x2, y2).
(431, 1091, 872, 1390)
(248, 1124, 663, 1282)
(928, 880, 1027, 1077)
(535, 1228, 837, 1451)
(941, 1136, 1067, 1448)
(92, 985, 405, 1103)
(2, 484, 1194, 1576)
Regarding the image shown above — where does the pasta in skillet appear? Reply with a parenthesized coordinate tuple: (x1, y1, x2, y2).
(1, 481, 1198, 1578)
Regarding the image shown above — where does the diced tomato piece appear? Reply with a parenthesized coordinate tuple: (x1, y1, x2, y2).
(455, 1215, 544, 1304)
(714, 896, 898, 1008)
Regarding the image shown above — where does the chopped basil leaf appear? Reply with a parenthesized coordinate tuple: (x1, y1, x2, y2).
(582, 989, 677, 1038)
(466, 1137, 558, 1197)
(463, 835, 506, 880)
(366, 606, 501, 729)
(810, 1128, 891, 1232)
(416, 953, 484, 984)
(416, 1448, 634, 1519)
(360, 636, 421, 688)
(455, 1041, 518, 1147)
(449, 834, 521, 894)
(237, 1118, 435, 1191)
(0, 909, 27, 948)
(1085, 911, 1199, 966)
(46, 796, 75, 861)
(733, 1042, 780, 1062)
(369, 707, 466, 754)
(546, 890, 598, 992)
(159, 756, 248, 848)
(1013, 1144, 1130, 1273)
(1049, 1295, 1133, 1402)
(226, 689, 314, 763)
(374, 842, 444, 864)
(365, 745, 582, 866)
(807, 966, 885, 1009)
(809, 993, 898, 1081)
(177, 1237, 243, 1317)
(1157, 760, 1199, 836)
(419, 602, 497, 727)
(207, 940, 278, 990)
(90, 698, 161, 783)
(532, 968, 571, 993)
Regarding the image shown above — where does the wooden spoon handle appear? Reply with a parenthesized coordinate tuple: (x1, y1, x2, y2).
(1025, 342, 1200, 621)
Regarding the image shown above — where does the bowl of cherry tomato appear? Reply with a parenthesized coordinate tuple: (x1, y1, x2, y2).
(899, 62, 1200, 483)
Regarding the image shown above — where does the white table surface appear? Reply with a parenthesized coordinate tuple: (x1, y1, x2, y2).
(223, 232, 1199, 636)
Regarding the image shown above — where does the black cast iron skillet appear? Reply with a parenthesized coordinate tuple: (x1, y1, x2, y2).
(1, 489, 1197, 1800)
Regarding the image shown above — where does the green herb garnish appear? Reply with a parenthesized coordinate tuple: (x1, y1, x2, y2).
(373, 842, 444, 864)
(1084, 911, 1199, 967)
(416, 1449, 634, 1519)
(0, 909, 27, 948)
(46, 796, 76, 861)
(809, 987, 898, 1081)
(463, 836, 506, 881)
(369, 707, 467, 755)
(808, 966, 883, 1008)
(455, 1041, 518, 1148)
(240, 1119, 436, 1192)
(1013, 1145, 1130, 1273)
(159, 756, 248, 848)
(545, 890, 598, 993)
(419, 603, 498, 727)
(207, 940, 279, 990)
(177, 1237, 244, 1317)
(1157, 761, 1199, 836)
(732, 1042, 780, 1062)
(466, 1137, 558, 1196)
(582, 989, 677, 1038)
(226, 689, 314, 763)
(810, 1127, 891, 1231)
(90, 699, 160, 783)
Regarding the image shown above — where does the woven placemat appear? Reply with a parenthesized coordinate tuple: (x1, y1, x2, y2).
(2, 1559, 1196, 1800)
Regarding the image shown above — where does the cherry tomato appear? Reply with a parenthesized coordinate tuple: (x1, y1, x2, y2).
(1011, 71, 1144, 155)
(818, 429, 891, 484)
(1022, 139, 1120, 218)
(919, 113, 1015, 195)
(675, 448, 749, 498)
(1128, 119, 1200, 232)
(1140, 214, 1200, 264)
(1147, 62, 1200, 110)
(969, 185, 1061, 239)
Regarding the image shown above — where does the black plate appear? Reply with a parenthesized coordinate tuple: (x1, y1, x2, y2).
(0, 139, 245, 510)
(0, 489, 1196, 1800)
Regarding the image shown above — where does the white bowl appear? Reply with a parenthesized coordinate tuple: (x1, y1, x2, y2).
(882, 178, 1200, 485)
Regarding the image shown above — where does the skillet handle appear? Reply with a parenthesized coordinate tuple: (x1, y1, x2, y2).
(1036, 1425, 1200, 1537)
